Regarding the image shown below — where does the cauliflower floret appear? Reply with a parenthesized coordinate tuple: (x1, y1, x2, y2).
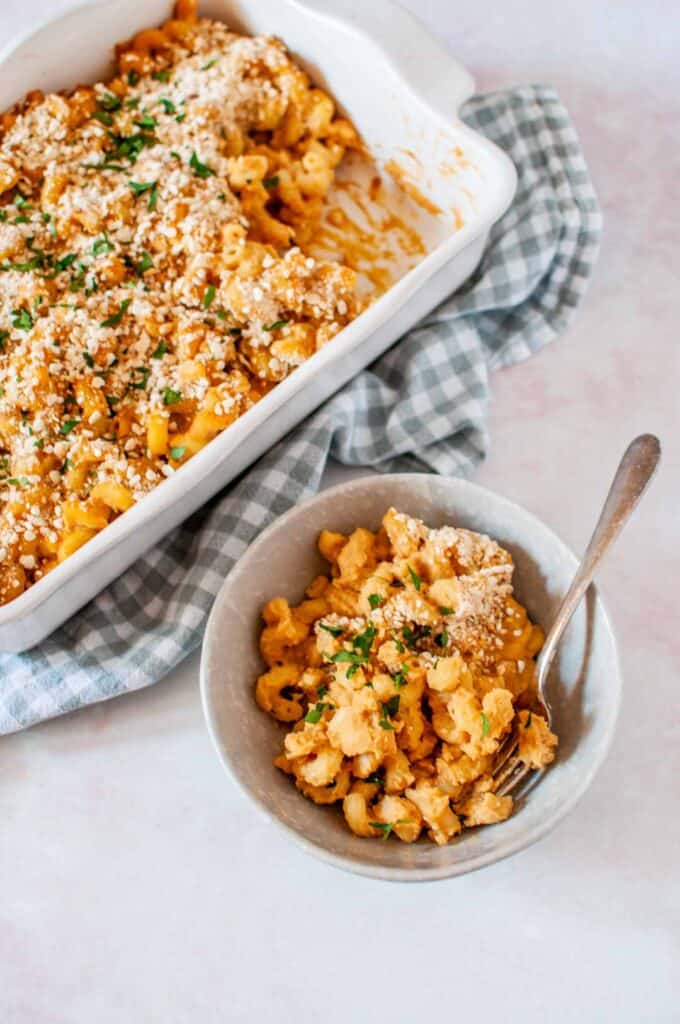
(517, 710, 558, 768)
(456, 790, 513, 826)
(405, 779, 461, 845)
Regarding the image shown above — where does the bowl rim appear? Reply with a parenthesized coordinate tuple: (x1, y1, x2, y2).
(200, 472, 622, 882)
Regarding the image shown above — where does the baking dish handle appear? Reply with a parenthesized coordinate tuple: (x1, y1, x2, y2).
(292, 0, 476, 116)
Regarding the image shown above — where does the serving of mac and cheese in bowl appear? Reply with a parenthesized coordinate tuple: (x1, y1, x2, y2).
(201, 474, 621, 880)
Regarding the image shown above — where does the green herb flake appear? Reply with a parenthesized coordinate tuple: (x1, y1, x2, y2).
(319, 622, 344, 638)
(367, 593, 383, 610)
(189, 151, 216, 179)
(481, 712, 490, 738)
(369, 821, 394, 840)
(100, 299, 131, 328)
(202, 284, 216, 309)
(201, 58, 218, 70)
(83, 351, 95, 368)
(59, 457, 73, 475)
(92, 234, 114, 257)
(407, 564, 421, 591)
(129, 179, 157, 198)
(435, 631, 449, 648)
(263, 175, 280, 189)
(59, 418, 79, 436)
(136, 250, 153, 276)
(305, 701, 330, 725)
(263, 320, 288, 332)
(129, 365, 150, 390)
(161, 387, 183, 406)
(169, 445, 186, 461)
(134, 114, 157, 131)
(439, 606, 453, 616)
(151, 340, 167, 359)
(151, 69, 170, 82)
(159, 98, 176, 115)
(99, 92, 122, 112)
(11, 307, 33, 332)
(92, 109, 114, 127)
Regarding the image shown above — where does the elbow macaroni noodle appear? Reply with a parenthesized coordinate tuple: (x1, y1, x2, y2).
(255, 508, 558, 845)
(0, 0, 366, 603)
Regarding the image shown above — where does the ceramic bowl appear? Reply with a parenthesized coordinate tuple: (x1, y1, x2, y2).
(200, 474, 621, 881)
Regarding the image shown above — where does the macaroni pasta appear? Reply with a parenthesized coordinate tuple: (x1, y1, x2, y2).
(0, 0, 364, 603)
(255, 508, 558, 845)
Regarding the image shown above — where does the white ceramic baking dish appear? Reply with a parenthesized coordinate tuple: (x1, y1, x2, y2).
(0, 0, 516, 651)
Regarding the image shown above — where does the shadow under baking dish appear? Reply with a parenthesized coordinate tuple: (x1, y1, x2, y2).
(200, 474, 621, 882)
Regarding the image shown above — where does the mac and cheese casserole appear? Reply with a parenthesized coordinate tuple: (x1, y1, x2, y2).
(0, 0, 365, 604)
(255, 508, 558, 845)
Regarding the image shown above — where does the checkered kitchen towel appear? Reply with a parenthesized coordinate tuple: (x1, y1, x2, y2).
(0, 85, 602, 734)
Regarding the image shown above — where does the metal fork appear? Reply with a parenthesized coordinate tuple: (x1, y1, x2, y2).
(493, 433, 661, 797)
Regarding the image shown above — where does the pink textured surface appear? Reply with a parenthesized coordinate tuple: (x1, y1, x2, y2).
(1, 1, 678, 1021)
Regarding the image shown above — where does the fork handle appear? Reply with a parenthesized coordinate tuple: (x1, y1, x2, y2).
(536, 434, 661, 692)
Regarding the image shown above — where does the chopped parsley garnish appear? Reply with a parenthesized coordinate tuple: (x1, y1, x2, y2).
(435, 631, 449, 647)
(317, 685, 329, 699)
(59, 458, 73, 475)
(369, 821, 395, 840)
(99, 92, 122, 113)
(189, 151, 216, 179)
(202, 284, 216, 309)
(263, 320, 288, 331)
(367, 593, 383, 610)
(480, 712, 490, 738)
(305, 701, 331, 725)
(129, 180, 158, 210)
(136, 250, 153, 275)
(59, 419, 79, 436)
(382, 694, 400, 718)
(83, 351, 94, 368)
(11, 307, 33, 332)
(169, 446, 186, 461)
(33, 437, 44, 450)
(159, 98, 176, 115)
(263, 175, 280, 189)
(175, 113, 186, 123)
(439, 606, 453, 616)
(161, 387, 182, 406)
(54, 253, 77, 273)
(151, 340, 167, 359)
(6, 476, 30, 488)
(100, 299, 131, 328)
(13, 215, 29, 224)
(402, 625, 417, 649)
(92, 234, 114, 257)
(352, 623, 377, 659)
(407, 564, 421, 591)
(394, 638, 406, 654)
(0, 211, 7, 222)
(201, 58, 218, 70)
(134, 113, 157, 131)
(319, 622, 344, 638)
(391, 668, 408, 688)
(330, 649, 366, 677)
(128, 70, 140, 85)
(151, 69, 170, 82)
(107, 130, 156, 166)
(129, 365, 150, 390)
(93, 110, 114, 127)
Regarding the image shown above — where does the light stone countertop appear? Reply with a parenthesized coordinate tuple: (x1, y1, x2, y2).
(1, 2, 678, 1021)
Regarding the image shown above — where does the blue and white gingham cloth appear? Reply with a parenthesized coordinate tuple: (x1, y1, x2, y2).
(0, 85, 601, 734)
